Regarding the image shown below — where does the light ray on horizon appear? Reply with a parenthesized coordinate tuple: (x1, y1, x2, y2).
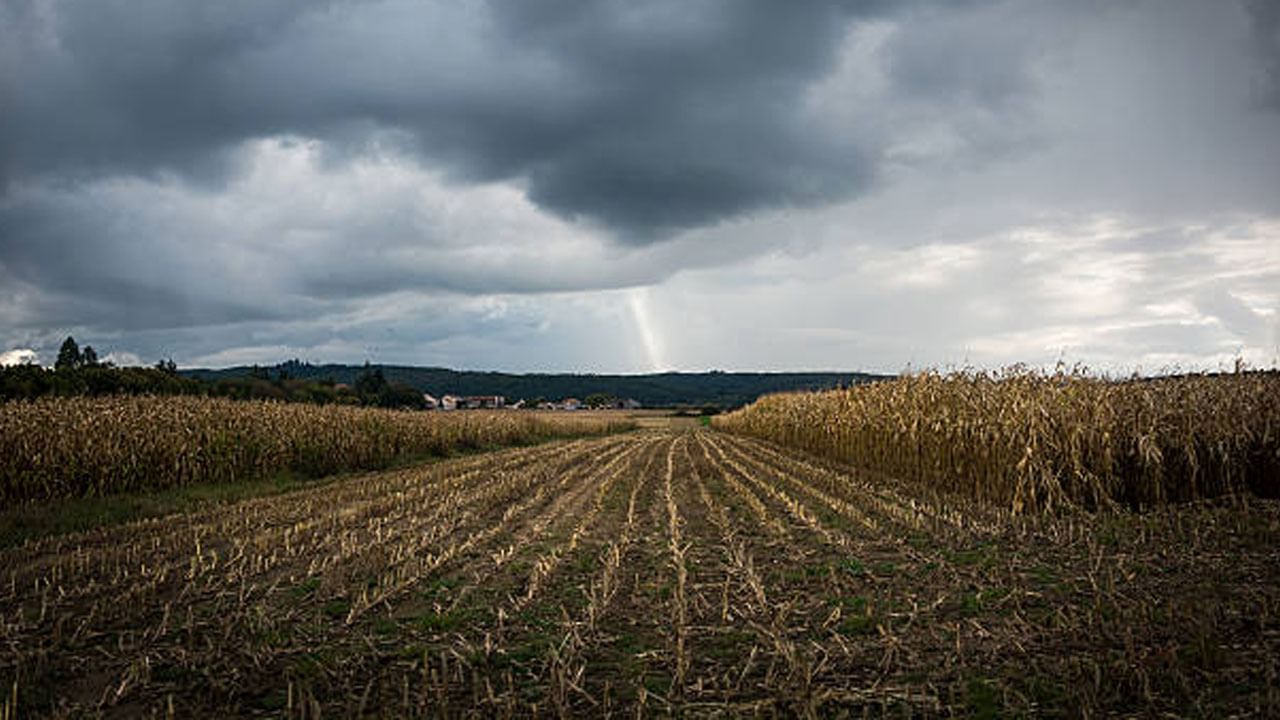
(628, 287, 665, 372)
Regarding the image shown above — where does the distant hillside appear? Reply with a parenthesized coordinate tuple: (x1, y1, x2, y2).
(183, 362, 888, 409)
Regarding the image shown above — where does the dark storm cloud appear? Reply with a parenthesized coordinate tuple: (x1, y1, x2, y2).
(1248, 0, 1280, 108)
(0, 181, 289, 330)
(0, 0, 323, 187)
(0, 0, 917, 238)
(483, 0, 876, 235)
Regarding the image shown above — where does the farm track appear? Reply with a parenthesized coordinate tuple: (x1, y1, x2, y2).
(2, 429, 1278, 717)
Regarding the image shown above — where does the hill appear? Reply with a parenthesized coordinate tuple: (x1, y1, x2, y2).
(183, 362, 887, 409)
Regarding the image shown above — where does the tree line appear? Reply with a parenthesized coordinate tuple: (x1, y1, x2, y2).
(1, 338, 428, 409)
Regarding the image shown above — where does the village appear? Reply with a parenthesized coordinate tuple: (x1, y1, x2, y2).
(418, 393, 642, 411)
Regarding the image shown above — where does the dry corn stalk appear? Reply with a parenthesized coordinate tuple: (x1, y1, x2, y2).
(0, 396, 634, 502)
(713, 368, 1280, 512)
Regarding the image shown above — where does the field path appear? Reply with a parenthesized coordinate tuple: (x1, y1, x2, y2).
(2, 428, 1277, 717)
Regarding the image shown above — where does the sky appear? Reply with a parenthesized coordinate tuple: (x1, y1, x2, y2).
(1, 0, 1278, 374)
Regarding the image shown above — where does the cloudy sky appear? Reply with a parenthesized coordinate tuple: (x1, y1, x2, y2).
(2, 0, 1278, 373)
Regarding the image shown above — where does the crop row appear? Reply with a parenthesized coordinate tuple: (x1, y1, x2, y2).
(713, 369, 1280, 512)
(3, 430, 1277, 716)
(0, 396, 634, 502)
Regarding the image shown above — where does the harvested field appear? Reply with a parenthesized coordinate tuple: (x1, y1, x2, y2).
(2, 428, 1278, 717)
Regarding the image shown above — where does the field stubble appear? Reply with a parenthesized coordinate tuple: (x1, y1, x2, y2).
(1, 429, 1278, 717)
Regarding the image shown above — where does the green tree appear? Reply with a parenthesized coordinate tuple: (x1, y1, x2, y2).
(584, 392, 616, 409)
(378, 383, 426, 410)
(355, 364, 388, 404)
(81, 345, 99, 367)
(55, 337, 82, 370)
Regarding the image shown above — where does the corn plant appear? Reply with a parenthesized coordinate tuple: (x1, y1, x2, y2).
(713, 369, 1280, 512)
(0, 396, 634, 502)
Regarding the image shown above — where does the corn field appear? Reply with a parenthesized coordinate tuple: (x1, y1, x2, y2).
(713, 369, 1280, 512)
(0, 396, 633, 503)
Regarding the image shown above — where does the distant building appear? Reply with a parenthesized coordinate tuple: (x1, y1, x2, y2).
(561, 398, 581, 411)
(422, 393, 440, 410)
(457, 395, 505, 410)
(441, 395, 461, 411)
(619, 398, 642, 410)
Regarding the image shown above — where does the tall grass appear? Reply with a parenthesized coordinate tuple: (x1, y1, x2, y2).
(713, 369, 1280, 512)
(0, 396, 634, 503)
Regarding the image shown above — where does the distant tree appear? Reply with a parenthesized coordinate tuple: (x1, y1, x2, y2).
(55, 337, 82, 370)
(280, 359, 308, 378)
(584, 392, 616, 409)
(378, 382, 426, 410)
(155, 358, 179, 375)
(81, 345, 99, 367)
(355, 364, 388, 403)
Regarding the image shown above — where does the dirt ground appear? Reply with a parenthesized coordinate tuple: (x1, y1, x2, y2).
(2, 428, 1277, 717)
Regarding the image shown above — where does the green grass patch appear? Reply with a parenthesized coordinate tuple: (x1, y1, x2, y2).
(960, 588, 1011, 616)
(614, 632, 646, 655)
(397, 642, 430, 660)
(0, 469, 328, 550)
(1028, 564, 1060, 587)
(252, 688, 290, 712)
(504, 638, 554, 666)
(289, 651, 336, 679)
(840, 557, 867, 576)
(783, 563, 832, 582)
(252, 628, 290, 648)
(831, 595, 869, 612)
(643, 673, 673, 696)
(419, 576, 460, 601)
(907, 534, 933, 550)
(417, 611, 460, 632)
(832, 596, 876, 635)
(837, 615, 876, 636)
(705, 628, 757, 659)
(947, 542, 998, 568)
(417, 606, 484, 632)
(321, 600, 351, 620)
(291, 577, 322, 599)
(965, 678, 1002, 719)
(1023, 674, 1066, 709)
(516, 609, 557, 633)
(574, 552, 598, 573)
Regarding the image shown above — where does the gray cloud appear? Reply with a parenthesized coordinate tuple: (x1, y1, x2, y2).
(2, 0, 1278, 371)
(1248, 0, 1280, 108)
(0, 0, 908, 238)
(1196, 284, 1270, 342)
